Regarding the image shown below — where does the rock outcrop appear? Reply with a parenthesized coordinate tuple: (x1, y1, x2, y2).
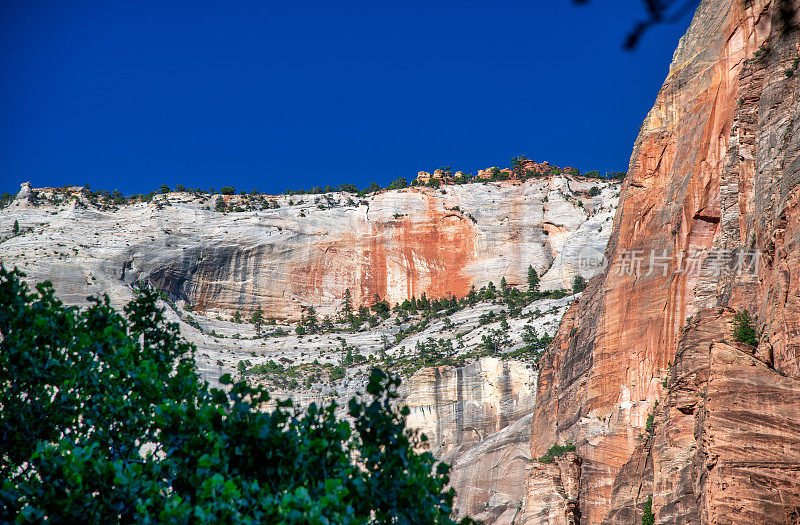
(522, 0, 800, 522)
(401, 358, 535, 458)
(0, 176, 617, 321)
(653, 308, 800, 524)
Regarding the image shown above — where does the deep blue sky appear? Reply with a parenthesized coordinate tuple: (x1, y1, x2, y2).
(0, 1, 694, 196)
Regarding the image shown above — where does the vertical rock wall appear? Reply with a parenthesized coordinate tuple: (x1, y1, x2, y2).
(524, 0, 800, 522)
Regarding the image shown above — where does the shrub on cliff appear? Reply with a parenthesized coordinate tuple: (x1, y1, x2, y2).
(536, 443, 576, 463)
(572, 275, 587, 293)
(510, 154, 529, 177)
(0, 267, 474, 524)
(219, 186, 236, 195)
(250, 306, 264, 336)
(733, 310, 758, 346)
(527, 265, 540, 293)
(214, 196, 226, 212)
(641, 497, 655, 525)
(364, 182, 382, 194)
(370, 294, 391, 318)
(387, 177, 408, 190)
(0, 192, 14, 209)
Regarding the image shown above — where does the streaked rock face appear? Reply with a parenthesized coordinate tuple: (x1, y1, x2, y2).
(0, 176, 617, 321)
(522, 0, 800, 522)
(401, 358, 535, 457)
(400, 358, 537, 521)
(0, 176, 613, 523)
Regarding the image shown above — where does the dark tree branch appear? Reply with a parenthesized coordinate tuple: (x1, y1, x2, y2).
(575, 0, 797, 50)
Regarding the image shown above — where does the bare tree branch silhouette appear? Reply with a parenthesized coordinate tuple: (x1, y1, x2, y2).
(574, 0, 796, 50)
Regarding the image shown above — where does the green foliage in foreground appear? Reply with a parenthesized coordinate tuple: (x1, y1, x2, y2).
(733, 309, 758, 346)
(0, 266, 473, 524)
(536, 443, 576, 464)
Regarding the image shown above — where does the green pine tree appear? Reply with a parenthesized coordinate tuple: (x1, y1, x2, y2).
(341, 288, 354, 321)
(527, 265, 540, 293)
(250, 306, 264, 336)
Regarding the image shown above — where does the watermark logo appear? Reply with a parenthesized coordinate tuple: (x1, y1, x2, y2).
(576, 248, 760, 278)
(576, 245, 607, 275)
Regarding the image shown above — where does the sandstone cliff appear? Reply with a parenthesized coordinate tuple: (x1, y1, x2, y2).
(400, 358, 537, 522)
(523, 0, 800, 522)
(0, 176, 616, 321)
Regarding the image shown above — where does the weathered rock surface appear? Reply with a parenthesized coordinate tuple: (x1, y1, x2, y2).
(522, 0, 800, 523)
(0, 177, 617, 321)
(400, 358, 538, 521)
(653, 308, 800, 524)
(522, 452, 582, 525)
(401, 358, 535, 457)
(0, 173, 614, 524)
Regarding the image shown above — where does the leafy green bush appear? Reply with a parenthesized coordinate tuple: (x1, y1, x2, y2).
(510, 154, 529, 177)
(214, 196, 226, 212)
(219, 186, 236, 195)
(733, 310, 758, 346)
(527, 265, 540, 293)
(249, 359, 285, 375)
(536, 443, 576, 463)
(0, 192, 14, 209)
(645, 401, 658, 434)
(478, 310, 496, 325)
(0, 266, 473, 524)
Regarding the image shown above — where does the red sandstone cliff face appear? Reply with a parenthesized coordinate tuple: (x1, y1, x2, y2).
(525, 0, 800, 522)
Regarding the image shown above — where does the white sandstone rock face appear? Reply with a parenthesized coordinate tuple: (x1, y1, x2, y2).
(400, 357, 536, 457)
(0, 176, 618, 320)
